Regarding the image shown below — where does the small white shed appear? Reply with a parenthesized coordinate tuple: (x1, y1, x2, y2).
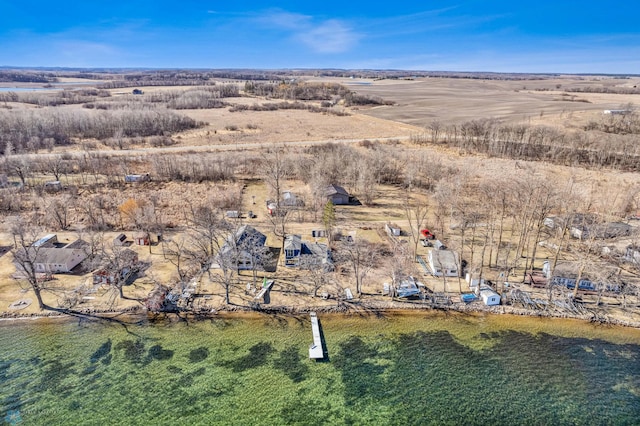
(465, 273, 485, 288)
(385, 223, 401, 237)
(479, 285, 501, 306)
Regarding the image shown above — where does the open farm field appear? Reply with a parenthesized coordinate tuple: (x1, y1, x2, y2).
(332, 76, 640, 128)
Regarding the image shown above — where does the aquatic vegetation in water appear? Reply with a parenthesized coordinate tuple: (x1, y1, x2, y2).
(0, 314, 638, 425)
(220, 342, 275, 373)
(114, 339, 146, 364)
(147, 344, 174, 361)
(187, 347, 209, 363)
(89, 339, 112, 364)
(273, 346, 309, 383)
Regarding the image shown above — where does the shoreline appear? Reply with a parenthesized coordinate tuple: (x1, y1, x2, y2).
(1, 300, 639, 329)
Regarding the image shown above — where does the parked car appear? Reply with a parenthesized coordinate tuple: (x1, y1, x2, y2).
(433, 240, 447, 250)
(421, 239, 433, 247)
(420, 229, 435, 239)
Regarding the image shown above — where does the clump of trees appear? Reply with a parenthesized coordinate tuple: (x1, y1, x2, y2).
(150, 152, 241, 183)
(228, 101, 349, 116)
(244, 81, 349, 100)
(343, 92, 393, 107)
(84, 86, 238, 110)
(243, 81, 393, 107)
(585, 108, 640, 135)
(0, 89, 112, 107)
(0, 108, 203, 153)
(412, 118, 640, 172)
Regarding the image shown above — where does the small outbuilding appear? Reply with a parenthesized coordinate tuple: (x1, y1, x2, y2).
(395, 276, 421, 298)
(282, 191, 304, 207)
(44, 181, 62, 192)
(134, 232, 150, 246)
(625, 245, 640, 264)
(113, 233, 127, 246)
(385, 223, 401, 237)
(93, 249, 139, 285)
(125, 174, 150, 183)
(479, 285, 501, 306)
(32, 234, 58, 248)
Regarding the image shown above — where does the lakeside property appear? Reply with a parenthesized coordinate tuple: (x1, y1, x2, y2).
(1, 71, 640, 327)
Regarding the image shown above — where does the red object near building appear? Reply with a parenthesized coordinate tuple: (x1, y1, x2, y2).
(421, 229, 435, 239)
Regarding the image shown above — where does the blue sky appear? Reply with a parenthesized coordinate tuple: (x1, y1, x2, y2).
(1, 1, 639, 73)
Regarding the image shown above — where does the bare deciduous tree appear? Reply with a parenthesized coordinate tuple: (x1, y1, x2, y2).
(300, 255, 333, 297)
(403, 190, 429, 259)
(335, 237, 381, 296)
(10, 216, 49, 310)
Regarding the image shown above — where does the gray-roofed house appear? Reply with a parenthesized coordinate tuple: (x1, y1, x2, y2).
(284, 234, 303, 267)
(570, 222, 632, 240)
(324, 184, 350, 205)
(16, 237, 89, 274)
(283, 235, 333, 270)
(428, 249, 459, 277)
(550, 262, 621, 293)
(217, 225, 268, 271)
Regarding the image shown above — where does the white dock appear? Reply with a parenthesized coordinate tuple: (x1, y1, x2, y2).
(308, 312, 324, 359)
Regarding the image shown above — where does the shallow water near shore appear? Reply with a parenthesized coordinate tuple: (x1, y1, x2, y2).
(0, 311, 639, 425)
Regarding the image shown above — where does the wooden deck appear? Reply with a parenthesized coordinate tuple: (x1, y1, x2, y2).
(308, 312, 324, 359)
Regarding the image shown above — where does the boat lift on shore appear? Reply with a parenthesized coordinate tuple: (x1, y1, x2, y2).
(308, 312, 325, 359)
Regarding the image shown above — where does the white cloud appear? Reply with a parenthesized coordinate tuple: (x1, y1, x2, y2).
(259, 11, 311, 30)
(297, 20, 359, 53)
(257, 11, 360, 54)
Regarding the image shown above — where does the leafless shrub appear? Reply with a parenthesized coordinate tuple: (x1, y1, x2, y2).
(149, 136, 176, 147)
(150, 152, 238, 182)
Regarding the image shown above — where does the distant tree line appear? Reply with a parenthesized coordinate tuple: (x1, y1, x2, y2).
(413, 118, 640, 172)
(0, 71, 57, 83)
(566, 87, 640, 95)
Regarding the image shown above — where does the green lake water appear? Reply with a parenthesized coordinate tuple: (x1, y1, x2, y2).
(0, 311, 639, 425)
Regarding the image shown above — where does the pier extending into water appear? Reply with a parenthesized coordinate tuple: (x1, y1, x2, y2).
(308, 312, 324, 359)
